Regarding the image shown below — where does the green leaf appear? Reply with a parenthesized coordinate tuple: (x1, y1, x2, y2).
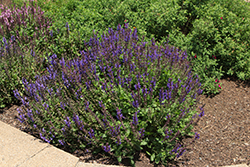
(118, 156, 122, 162)
(125, 128, 130, 137)
(140, 140, 147, 146)
(155, 156, 161, 164)
(130, 159, 135, 166)
(102, 133, 107, 138)
(146, 151, 151, 156)
(150, 153, 155, 162)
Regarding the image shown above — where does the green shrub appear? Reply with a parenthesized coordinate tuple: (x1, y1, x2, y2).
(160, 0, 250, 96)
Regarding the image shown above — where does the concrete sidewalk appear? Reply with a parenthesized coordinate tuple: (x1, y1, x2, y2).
(0, 121, 122, 167)
(0, 121, 249, 167)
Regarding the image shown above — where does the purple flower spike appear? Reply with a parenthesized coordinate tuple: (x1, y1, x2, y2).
(13, 89, 21, 100)
(88, 128, 95, 139)
(132, 100, 139, 108)
(132, 110, 140, 126)
(177, 148, 186, 158)
(197, 88, 203, 95)
(116, 138, 121, 145)
(65, 22, 69, 30)
(58, 139, 65, 146)
(64, 117, 71, 128)
(124, 23, 129, 29)
(195, 132, 200, 140)
(116, 108, 125, 120)
(39, 133, 46, 142)
(172, 143, 181, 154)
(142, 86, 147, 97)
(11, 35, 15, 42)
(98, 100, 104, 108)
(102, 143, 111, 153)
(60, 102, 66, 110)
(198, 104, 205, 118)
(30, 49, 35, 57)
(17, 114, 25, 123)
(2, 37, 7, 44)
(43, 102, 49, 111)
(199, 108, 205, 118)
(73, 114, 81, 126)
(139, 128, 145, 139)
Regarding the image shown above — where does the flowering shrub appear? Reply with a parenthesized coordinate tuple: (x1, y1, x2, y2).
(14, 24, 205, 166)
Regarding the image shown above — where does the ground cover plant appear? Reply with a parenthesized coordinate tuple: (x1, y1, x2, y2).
(13, 24, 205, 166)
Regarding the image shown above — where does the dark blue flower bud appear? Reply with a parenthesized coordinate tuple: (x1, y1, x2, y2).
(50, 30, 53, 37)
(58, 139, 65, 146)
(64, 117, 71, 128)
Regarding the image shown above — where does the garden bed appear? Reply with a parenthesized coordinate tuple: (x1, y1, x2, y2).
(1, 73, 249, 167)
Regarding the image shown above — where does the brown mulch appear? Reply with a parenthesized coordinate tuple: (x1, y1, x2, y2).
(0, 73, 250, 167)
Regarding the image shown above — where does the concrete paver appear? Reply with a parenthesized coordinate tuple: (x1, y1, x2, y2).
(221, 164, 249, 167)
(19, 145, 79, 167)
(0, 121, 49, 167)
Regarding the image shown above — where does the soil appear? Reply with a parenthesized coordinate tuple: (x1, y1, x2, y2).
(0, 73, 250, 167)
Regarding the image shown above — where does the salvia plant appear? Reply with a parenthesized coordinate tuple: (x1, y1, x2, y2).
(1, 0, 94, 69)
(0, 35, 24, 107)
(0, 35, 48, 108)
(0, 0, 53, 53)
(2, 0, 226, 97)
(14, 23, 205, 166)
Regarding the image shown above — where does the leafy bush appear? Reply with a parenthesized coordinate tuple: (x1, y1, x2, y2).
(161, 0, 250, 95)
(14, 24, 205, 166)
(190, 0, 250, 80)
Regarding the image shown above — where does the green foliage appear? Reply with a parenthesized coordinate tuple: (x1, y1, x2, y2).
(159, 0, 250, 95)
(7, 0, 250, 97)
(188, 1, 250, 79)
